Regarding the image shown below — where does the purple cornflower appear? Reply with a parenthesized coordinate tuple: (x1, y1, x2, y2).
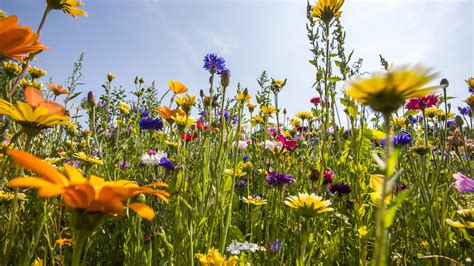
(203, 53, 226, 74)
(329, 183, 352, 196)
(266, 172, 294, 187)
(453, 172, 474, 193)
(139, 117, 163, 131)
(235, 178, 247, 191)
(270, 239, 283, 253)
(458, 106, 472, 116)
(119, 160, 130, 170)
(159, 157, 174, 171)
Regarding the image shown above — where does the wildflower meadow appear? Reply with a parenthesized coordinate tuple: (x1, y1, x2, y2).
(0, 0, 473, 265)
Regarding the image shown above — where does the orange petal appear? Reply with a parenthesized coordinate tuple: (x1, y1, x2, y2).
(24, 86, 44, 108)
(7, 150, 69, 186)
(63, 163, 86, 185)
(129, 202, 155, 221)
(8, 176, 53, 188)
(38, 185, 64, 197)
(39, 99, 65, 116)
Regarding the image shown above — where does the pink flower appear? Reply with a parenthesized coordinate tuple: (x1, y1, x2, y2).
(278, 135, 297, 151)
(453, 172, 474, 193)
(310, 97, 322, 105)
(405, 95, 439, 110)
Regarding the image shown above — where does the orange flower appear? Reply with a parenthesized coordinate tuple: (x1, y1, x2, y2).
(0, 16, 48, 61)
(48, 83, 70, 96)
(156, 106, 185, 123)
(168, 80, 188, 94)
(7, 150, 170, 220)
(24, 86, 66, 116)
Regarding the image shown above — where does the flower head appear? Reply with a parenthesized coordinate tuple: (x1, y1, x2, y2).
(285, 193, 333, 218)
(311, 0, 345, 23)
(176, 95, 196, 114)
(47, 0, 87, 18)
(266, 171, 294, 187)
(159, 157, 174, 171)
(465, 77, 474, 90)
(195, 248, 237, 266)
(74, 152, 103, 165)
(329, 183, 351, 196)
(405, 94, 439, 110)
(0, 87, 72, 134)
(452, 172, 474, 193)
(241, 195, 267, 206)
(0, 16, 48, 61)
(310, 96, 322, 105)
(7, 150, 169, 220)
(345, 65, 438, 114)
(203, 53, 226, 74)
(139, 117, 163, 131)
(168, 80, 188, 94)
(141, 150, 167, 166)
(458, 106, 472, 116)
(27, 66, 47, 79)
(48, 83, 70, 96)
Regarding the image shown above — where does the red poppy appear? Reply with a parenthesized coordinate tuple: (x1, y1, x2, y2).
(180, 132, 198, 142)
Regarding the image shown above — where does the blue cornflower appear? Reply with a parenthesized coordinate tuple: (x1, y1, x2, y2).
(243, 154, 249, 162)
(393, 132, 412, 146)
(139, 117, 163, 131)
(266, 172, 294, 187)
(469, 87, 474, 94)
(458, 106, 472, 116)
(139, 109, 149, 117)
(159, 157, 174, 170)
(447, 120, 457, 128)
(235, 178, 247, 191)
(232, 116, 239, 125)
(203, 53, 226, 74)
(270, 239, 283, 253)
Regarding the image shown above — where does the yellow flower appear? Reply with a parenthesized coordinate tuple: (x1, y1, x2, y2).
(446, 219, 473, 229)
(236, 92, 251, 103)
(271, 79, 285, 92)
(195, 248, 237, 266)
(241, 195, 267, 206)
(296, 111, 313, 121)
(0, 16, 48, 62)
(358, 226, 368, 238)
(465, 77, 474, 89)
(56, 238, 73, 247)
(392, 117, 406, 128)
(118, 102, 130, 114)
(47, 0, 87, 18)
(2, 61, 22, 77)
(31, 258, 43, 266)
(368, 175, 393, 206)
(107, 72, 115, 82)
(290, 118, 301, 127)
(260, 105, 276, 115)
(466, 94, 474, 107)
(0, 10, 6, 19)
(171, 113, 195, 128)
(0, 87, 73, 134)
(27, 66, 47, 79)
(176, 94, 196, 113)
(424, 107, 443, 118)
(7, 150, 169, 220)
(168, 80, 188, 94)
(284, 193, 333, 218)
(345, 65, 438, 114)
(311, 0, 345, 23)
(74, 152, 103, 165)
(0, 190, 26, 202)
(18, 79, 43, 90)
(252, 115, 264, 124)
(457, 208, 474, 217)
(165, 140, 179, 149)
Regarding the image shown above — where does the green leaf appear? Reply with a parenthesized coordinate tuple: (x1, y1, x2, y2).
(328, 76, 341, 83)
(223, 175, 233, 192)
(404, 110, 419, 117)
(228, 225, 244, 241)
(383, 190, 409, 228)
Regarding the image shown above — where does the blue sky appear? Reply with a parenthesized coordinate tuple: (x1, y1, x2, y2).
(1, 0, 473, 117)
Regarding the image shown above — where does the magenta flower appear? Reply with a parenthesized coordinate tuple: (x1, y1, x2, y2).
(453, 173, 474, 193)
(405, 95, 439, 110)
(310, 97, 322, 105)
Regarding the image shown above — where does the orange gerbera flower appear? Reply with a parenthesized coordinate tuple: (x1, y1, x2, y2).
(48, 83, 70, 96)
(8, 150, 170, 220)
(0, 16, 48, 61)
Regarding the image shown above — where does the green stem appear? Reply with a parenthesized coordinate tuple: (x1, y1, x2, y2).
(72, 231, 90, 266)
